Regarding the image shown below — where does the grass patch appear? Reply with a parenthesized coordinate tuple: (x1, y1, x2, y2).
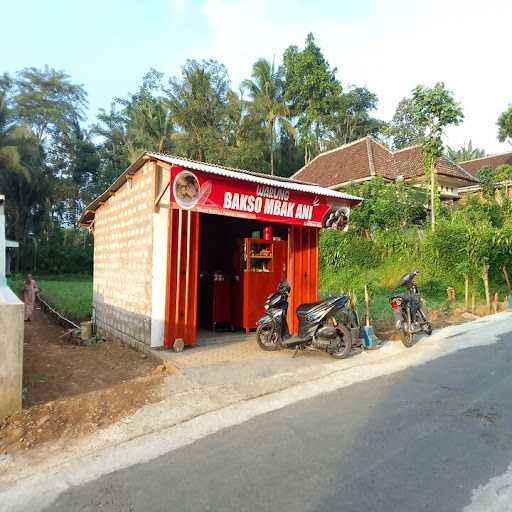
(8, 274, 93, 322)
(319, 259, 508, 323)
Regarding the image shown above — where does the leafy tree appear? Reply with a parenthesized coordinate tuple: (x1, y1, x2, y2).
(51, 121, 101, 226)
(446, 140, 486, 162)
(411, 82, 464, 231)
(243, 59, 292, 175)
(324, 87, 385, 148)
(477, 165, 498, 198)
(91, 102, 130, 193)
(385, 97, 424, 150)
(0, 81, 30, 180)
(495, 164, 512, 181)
(222, 88, 269, 172)
(274, 126, 304, 177)
(346, 177, 427, 233)
(115, 69, 173, 159)
(283, 33, 342, 162)
(167, 59, 232, 162)
(13, 66, 87, 145)
(497, 105, 512, 144)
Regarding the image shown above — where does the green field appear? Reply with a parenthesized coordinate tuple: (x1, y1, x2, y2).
(8, 274, 93, 322)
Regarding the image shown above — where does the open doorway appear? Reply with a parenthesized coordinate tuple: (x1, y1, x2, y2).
(196, 213, 288, 342)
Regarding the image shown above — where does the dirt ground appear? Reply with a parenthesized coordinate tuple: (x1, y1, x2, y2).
(0, 306, 167, 455)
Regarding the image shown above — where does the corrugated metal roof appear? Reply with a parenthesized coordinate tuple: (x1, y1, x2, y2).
(147, 153, 363, 202)
(79, 152, 363, 227)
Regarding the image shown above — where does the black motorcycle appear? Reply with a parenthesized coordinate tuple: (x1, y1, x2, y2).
(388, 271, 432, 347)
(255, 280, 353, 359)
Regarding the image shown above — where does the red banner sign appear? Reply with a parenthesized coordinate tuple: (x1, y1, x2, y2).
(170, 166, 350, 229)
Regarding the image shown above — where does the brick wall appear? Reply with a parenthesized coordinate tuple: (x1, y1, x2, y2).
(93, 162, 155, 349)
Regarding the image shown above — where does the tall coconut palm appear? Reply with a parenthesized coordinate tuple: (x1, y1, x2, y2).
(167, 59, 231, 162)
(446, 140, 486, 163)
(243, 59, 293, 175)
(129, 98, 174, 156)
(0, 91, 30, 179)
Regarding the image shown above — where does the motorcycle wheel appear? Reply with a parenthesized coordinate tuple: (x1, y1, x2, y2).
(419, 309, 433, 336)
(256, 320, 280, 351)
(399, 315, 415, 348)
(329, 324, 353, 359)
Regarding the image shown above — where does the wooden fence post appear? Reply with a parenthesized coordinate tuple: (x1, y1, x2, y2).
(493, 292, 499, 314)
(482, 262, 491, 314)
(464, 274, 469, 311)
(503, 265, 511, 293)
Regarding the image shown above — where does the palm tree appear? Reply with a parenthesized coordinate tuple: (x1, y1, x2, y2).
(129, 98, 174, 155)
(0, 91, 30, 179)
(243, 59, 293, 175)
(446, 140, 486, 163)
(167, 60, 231, 162)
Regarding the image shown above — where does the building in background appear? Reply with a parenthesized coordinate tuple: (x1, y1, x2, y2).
(458, 150, 512, 199)
(292, 136, 479, 202)
(0, 194, 24, 421)
(459, 151, 512, 177)
(5, 240, 18, 275)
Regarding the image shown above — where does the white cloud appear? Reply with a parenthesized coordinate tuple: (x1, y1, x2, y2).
(171, 0, 186, 13)
(200, 0, 511, 153)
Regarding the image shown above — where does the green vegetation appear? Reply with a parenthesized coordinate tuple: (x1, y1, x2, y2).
(497, 104, 512, 144)
(8, 274, 93, 322)
(319, 179, 512, 322)
(1, 33, 386, 274)
(446, 141, 486, 163)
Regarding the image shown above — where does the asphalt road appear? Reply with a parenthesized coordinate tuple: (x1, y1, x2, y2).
(45, 328, 512, 512)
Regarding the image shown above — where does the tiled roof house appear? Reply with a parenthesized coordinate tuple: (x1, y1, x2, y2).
(458, 150, 512, 198)
(292, 136, 479, 200)
(459, 151, 512, 177)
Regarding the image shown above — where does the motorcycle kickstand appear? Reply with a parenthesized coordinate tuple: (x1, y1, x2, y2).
(293, 344, 305, 358)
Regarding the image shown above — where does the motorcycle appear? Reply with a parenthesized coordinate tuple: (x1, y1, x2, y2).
(255, 280, 353, 359)
(388, 271, 432, 347)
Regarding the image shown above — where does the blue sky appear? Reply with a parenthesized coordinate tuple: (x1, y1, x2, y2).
(2, 0, 511, 153)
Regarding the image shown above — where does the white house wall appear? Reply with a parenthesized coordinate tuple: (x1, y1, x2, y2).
(150, 177, 170, 348)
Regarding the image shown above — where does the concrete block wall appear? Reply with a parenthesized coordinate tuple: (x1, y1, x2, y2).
(93, 162, 155, 349)
(0, 285, 24, 421)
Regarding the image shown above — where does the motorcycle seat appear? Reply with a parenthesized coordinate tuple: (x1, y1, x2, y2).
(296, 300, 325, 317)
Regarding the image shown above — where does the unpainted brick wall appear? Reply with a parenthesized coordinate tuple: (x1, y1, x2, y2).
(93, 163, 155, 347)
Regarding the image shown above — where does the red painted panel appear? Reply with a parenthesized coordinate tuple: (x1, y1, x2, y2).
(164, 207, 200, 348)
(287, 226, 319, 335)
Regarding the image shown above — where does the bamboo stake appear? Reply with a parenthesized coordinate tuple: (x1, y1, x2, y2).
(502, 265, 511, 293)
(482, 262, 491, 314)
(493, 292, 499, 314)
(364, 285, 370, 327)
(464, 274, 469, 311)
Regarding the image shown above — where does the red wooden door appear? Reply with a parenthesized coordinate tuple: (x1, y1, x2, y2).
(164, 208, 200, 348)
(287, 226, 319, 335)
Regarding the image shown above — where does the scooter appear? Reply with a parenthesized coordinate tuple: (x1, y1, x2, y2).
(255, 280, 353, 359)
(388, 270, 433, 347)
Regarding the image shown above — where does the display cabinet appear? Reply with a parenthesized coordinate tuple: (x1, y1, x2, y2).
(233, 238, 287, 333)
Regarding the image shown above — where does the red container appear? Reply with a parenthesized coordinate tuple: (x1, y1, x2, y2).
(263, 226, 272, 240)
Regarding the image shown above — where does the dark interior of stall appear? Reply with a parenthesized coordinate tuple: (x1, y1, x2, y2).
(197, 213, 288, 334)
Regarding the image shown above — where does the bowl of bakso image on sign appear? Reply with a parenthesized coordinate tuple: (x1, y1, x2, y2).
(174, 171, 200, 209)
(322, 206, 349, 231)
